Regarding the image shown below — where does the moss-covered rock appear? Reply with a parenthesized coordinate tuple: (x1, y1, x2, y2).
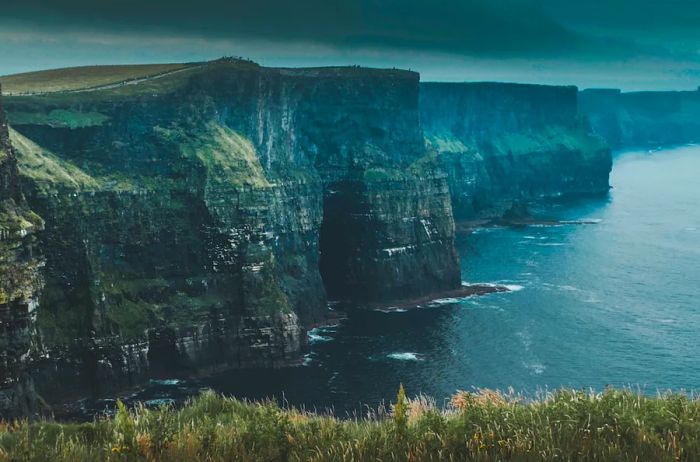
(0, 86, 44, 419)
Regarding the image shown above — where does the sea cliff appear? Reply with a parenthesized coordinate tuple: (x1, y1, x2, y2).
(421, 82, 612, 219)
(579, 87, 700, 149)
(1, 60, 460, 403)
(0, 86, 43, 418)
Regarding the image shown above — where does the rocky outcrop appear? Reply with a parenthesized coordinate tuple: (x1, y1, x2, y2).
(579, 88, 700, 149)
(421, 82, 612, 219)
(3, 60, 461, 403)
(0, 86, 44, 418)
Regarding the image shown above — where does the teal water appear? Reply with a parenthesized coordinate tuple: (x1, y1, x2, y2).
(84, 146, 700, 415)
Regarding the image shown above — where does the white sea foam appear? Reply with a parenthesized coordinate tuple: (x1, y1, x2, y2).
(149, 379, 181, 386)
(523, 362, 546, 375)
(302, 353, 315, 366)
(308, 333, 333, 343)
(527, 223, 563, 228)
(387, 352, 424, 361)
(308, 326, 336, 343)
(472, 282, 524, 292)
(374, 307, 409, 313)
(560, 218, 602, 225)
(430, 297, 461, 305)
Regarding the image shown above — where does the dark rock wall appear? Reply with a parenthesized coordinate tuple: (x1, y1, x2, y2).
(3, 61, 461, 404)
(421, 82, 612, 219)
(0, 86, 43, 418)
(579, 88, 700, 149)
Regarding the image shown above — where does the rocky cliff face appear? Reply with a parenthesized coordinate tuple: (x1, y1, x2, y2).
(421, 82, 612, 219)
(0, 86, 43, 417)
(3, 60, 460, 403)
(579, 88, 700, 149)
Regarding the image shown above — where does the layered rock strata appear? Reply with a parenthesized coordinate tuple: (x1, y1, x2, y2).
(421, 82, 612, 219)
(579, 88, 700, 149)
(3, 60, 461, 402)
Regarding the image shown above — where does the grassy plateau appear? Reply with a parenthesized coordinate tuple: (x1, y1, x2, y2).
(1, 387, 700, 461)
(0, 64, 197, 95)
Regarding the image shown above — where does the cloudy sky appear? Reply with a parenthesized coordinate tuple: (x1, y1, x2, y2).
(1, 0, 700, 90)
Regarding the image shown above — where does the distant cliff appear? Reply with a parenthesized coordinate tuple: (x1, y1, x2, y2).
(2, 60, 460, 404)
(421, 82, 612, 219)
(579, 88, 700, 149)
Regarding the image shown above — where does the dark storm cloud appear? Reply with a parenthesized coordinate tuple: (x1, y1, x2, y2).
(2, 0, 700, 89)
(2, 0, 585, 57)
(5, 0, 700, 59)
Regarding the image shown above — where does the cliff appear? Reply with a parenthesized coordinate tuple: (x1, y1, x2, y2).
(0, 86, 44, 418)
(579, 88, 700, 149)
(421, 82, 612, 219)
(2, 60, 460, 403)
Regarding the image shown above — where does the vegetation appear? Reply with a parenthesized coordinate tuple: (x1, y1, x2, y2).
(1, 59, 261, 102)
(2, 387, 700, 461)
(0, 64, 196, 95)
(9, 128, 100, 194)
(8, 109, 110, 128)
(487, 125, 608, 158)
(170, 123, 271, 189)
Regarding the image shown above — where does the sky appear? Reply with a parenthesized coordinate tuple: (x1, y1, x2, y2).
(1, 0, 700, 90)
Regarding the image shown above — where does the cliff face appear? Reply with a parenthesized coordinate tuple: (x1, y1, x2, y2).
(0, 87, 43, 417)
(3, 60, 460, 402)
(421, 82, 612, 219)
(579, 88, 700, 149)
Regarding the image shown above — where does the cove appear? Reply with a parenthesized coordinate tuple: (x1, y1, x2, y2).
(60, 146, 700, 418)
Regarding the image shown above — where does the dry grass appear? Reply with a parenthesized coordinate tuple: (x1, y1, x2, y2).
(2, 387, 700, 461)
(0, 63, 196, 95)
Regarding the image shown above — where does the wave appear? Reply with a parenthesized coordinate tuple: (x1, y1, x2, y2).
(523, 361, 546, 375)
(303, 353, 315, 366)
(308, 333, 333, 343)
(471, 282, 524, 292)
(386, 352, 425, 361)
(427, 297, 462, 306)
(374, 307, 409, 313)
(308, 326, 336, 343)
(149, 379, 182, 386)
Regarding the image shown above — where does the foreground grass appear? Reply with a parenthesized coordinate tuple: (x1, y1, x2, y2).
(1, 387, 700, 461)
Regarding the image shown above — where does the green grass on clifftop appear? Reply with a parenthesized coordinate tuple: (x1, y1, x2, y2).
(2, 388, 700, 461)
(0, 64, 195, 95)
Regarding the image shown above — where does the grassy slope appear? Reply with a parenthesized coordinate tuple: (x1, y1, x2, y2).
(426, 124, 607, 158)
(1, 388, 699, 461)
(0, 64, 198, 95)
(9, 128, 100, 194)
